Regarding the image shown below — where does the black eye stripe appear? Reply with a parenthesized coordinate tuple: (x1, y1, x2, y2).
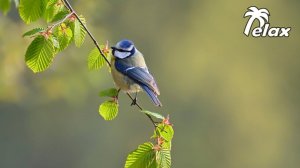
(111, 47, 131, 52)
(112, 47, 136, 58)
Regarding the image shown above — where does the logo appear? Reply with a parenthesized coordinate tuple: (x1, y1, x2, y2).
(243, 6, 291, 37)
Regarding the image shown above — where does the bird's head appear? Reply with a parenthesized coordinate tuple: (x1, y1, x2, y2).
(111, 39, 136, 59)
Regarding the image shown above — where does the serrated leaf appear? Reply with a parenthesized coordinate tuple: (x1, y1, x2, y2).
(99, 101, 118, 120)
(0, 0, 11, 15)
(22, 28, 44, 37)
(125, 142, 157, 168)
(156, 149, 171, 168)
(154, 124, 174, 142)
(161, 140, 172, 150)
(19, 0, 47, 24)
(51, 9, 69, 23)
(88, 47, 105, 70)
(73, 15, 86, 47)
(25, 35, 55, 73)
(54, 23, 73, 51)
(99, 88, 118, 97)
(44, 0, 59, 22)
(142, 110, 165, 120)
(44, 0, 66, 23)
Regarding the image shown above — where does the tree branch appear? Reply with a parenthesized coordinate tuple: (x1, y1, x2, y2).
(62, 0, 111, 66)
(48, 12, 74, 31)
(126, 93, 157, 127)
(62, 0, 157, 127)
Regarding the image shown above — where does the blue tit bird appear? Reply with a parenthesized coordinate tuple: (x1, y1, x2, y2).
(111, 39, 162, 107)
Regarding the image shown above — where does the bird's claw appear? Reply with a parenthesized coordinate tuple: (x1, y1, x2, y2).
(131, 98, 137, 106)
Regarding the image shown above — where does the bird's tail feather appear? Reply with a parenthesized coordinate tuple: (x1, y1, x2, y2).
(141, 85, 162, 107)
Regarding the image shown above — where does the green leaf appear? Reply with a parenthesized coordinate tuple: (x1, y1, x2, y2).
(156, 149, 171, 168)
(47, 0, 58, 6)
(125, 142, 157, 168)
(54, 23, 73, 51)
(153, 124, 174, 142)
(19, 0, 47, 24)
(22, 28, 44, 37)
(99, 101, 118, 120)
(161, 140, 172, 150)
(44, 0, 67, 23)
(142, 110, 165, 120)
(73, 15, 86, 47)
(44, 0, 60, 22)
(153, 124, 174, 150)
(25, 35, 55, 73)
(51, 9, 69, 23)
(88, 47, 105, 70)
(52, 36, 60, 49)
(0, 0, 11, 15)
(157, 124, 174, 142)
(99, 88, 119, 98)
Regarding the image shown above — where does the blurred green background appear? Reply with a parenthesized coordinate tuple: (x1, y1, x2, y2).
(1, 0, 299, 167)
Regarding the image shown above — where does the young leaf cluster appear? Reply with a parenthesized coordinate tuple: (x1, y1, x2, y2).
(98, 95, 174, 168)
(125, 117, 174, 168)
(21, 0, 87, 73)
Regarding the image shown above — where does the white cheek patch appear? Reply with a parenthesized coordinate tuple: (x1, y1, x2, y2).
(115, 50, 131, 58)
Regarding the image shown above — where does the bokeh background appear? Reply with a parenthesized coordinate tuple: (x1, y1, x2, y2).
(1, 0, 299, 167)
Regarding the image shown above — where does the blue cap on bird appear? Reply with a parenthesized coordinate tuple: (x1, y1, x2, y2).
(115, 39, 134, 51)
(112, 39, 136, 58)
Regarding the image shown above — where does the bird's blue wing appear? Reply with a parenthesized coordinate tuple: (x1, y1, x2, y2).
(115, 59, 160, 95)
(140, 84, 162, 106)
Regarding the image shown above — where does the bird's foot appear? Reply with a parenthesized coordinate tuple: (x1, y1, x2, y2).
(131, 98, 137, 106)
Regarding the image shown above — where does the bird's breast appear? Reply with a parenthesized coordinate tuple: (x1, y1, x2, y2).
(111, 59, 141, 92)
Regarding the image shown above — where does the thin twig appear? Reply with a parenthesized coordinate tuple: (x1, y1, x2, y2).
(62, 0, 111, 66)
(126, 93, 157, 127)
(62, 0, 156, 127)
(48, 12, 74, 31)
